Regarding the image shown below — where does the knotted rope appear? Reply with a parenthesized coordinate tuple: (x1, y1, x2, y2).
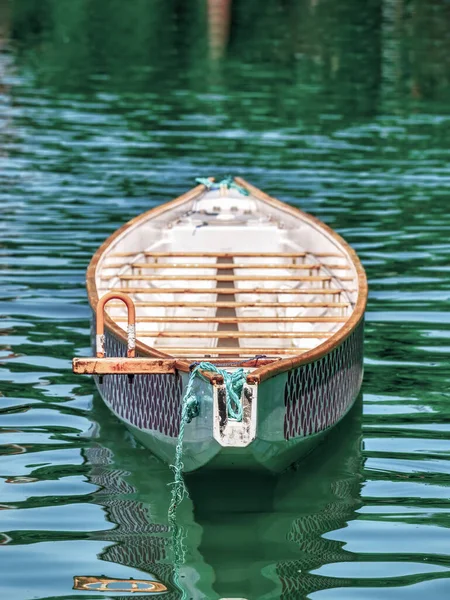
(168, 362, 245, 527)
(195, 176, 250, 196)
(168, 362, 247, 592)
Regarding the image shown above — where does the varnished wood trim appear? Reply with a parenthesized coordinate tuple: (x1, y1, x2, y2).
(104, 274, 353, 282)
(183, 357, 277, 366)
(105, 262, 349, 270)
(114, 316, 347, 323)
(109, 251, 343, 258)
(137, 331, 332, 339)
(73, 357, 177, 375)
(234, 177, 368, 383)
(162, 347, 308, 356)
(86, 182, 209, 375)
(105, 287, 347, 295)
(107, 300, 348, 308)
(87, 178, 367, 382)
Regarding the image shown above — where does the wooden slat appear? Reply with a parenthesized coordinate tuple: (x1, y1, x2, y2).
(105, 262, 350, 270)
(184, 357, 277, 366)
(113, 316, 347, 323)
(107, 287, 346, 295)
(103, 274, 353, 282)
(109, 251, 344, 258)
(164, 347, 308, 356)
(73, 358, 177, 375)
(137, 331, 332, 339)
(107, 300, 348, 308)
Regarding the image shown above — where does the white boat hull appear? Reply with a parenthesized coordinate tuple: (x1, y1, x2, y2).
(93, 319, 364, 472)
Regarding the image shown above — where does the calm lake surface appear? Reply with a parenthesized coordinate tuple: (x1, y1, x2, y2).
(1, 1, 450, 598)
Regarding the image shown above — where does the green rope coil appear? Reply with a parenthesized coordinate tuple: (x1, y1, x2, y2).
(195, 176, 250, 196)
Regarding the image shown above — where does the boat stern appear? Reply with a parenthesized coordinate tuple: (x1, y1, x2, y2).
(213, 380, 257, 447)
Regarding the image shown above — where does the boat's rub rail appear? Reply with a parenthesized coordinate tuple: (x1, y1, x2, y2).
(84, 177, 367, 384)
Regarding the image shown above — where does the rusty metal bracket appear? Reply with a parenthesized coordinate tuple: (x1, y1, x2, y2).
(73, 293, 179, 381)
(96, 291, 136, 358)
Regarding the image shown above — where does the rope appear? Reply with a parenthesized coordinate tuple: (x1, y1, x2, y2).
(168, 362, 247, 591)
(168, 362, 245, 524)
(195, 176, 250, 196)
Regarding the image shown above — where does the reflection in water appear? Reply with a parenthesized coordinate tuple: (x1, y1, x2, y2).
(84, 395, 363, 599)
(73, 575, 168, 594)
(7, 0, 450, 107)
(208, 0, 231, 60)
(84, 438, 178, 599)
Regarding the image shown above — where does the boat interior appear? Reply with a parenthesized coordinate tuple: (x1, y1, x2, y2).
(95, 183, 358, 364)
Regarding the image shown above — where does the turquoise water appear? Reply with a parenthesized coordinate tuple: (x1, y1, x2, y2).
(1, 1, 450, 598)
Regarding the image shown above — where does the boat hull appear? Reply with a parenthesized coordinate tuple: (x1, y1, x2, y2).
(93, 318, 364, 473)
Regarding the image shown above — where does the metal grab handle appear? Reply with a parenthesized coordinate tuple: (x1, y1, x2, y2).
(96, 292, 136, 358)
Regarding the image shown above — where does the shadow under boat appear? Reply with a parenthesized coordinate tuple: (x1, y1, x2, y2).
(77, 390, 364, 599)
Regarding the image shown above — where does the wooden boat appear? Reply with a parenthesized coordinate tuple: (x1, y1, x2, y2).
(73, 177, 367, 473)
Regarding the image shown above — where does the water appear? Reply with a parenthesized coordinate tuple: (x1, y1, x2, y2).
(1, 0, 450, 598)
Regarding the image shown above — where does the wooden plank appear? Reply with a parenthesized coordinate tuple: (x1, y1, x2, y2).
(182, 357, 277, 366)
(138, 331, 332, 339)
(113, 316, 347, 323)
(102, 274, 353, 282)
(107, 300, 349, 308)
(107, 287, 346, 295)
(105, 262, 350, 271)
(108, 251, 344, 258)
(73, 357, 177, 375)
(163, 347, 309, 356)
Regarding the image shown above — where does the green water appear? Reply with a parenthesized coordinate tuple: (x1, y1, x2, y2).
(1, 0, 450, 598)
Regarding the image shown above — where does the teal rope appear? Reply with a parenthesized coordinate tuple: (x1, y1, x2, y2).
(168, 362, 245, 525)
(195, 176, 250, 196)
(168, 362, 246, 594)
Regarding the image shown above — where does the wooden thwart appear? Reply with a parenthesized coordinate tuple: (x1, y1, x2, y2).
(103, 274, 353, 282)
(113, 316, 347, 323)
(138, 331, 332, 338)
(162, 347, 308, 356)
(105, 262, 350, 271)
(103, 287, 347, 296)
(107, 300, 348, 308)
(109, 251, 344, 258)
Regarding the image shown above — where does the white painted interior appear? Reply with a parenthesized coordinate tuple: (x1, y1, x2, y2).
(96, 188, 358, 359)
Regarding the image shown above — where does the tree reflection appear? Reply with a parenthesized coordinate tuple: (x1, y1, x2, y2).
(7, 0, 450, 115)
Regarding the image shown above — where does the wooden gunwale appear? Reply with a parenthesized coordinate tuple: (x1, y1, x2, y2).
(87, 178, 367, 383)
(86, 183, 207, 376)
(234, 177, 368, 383)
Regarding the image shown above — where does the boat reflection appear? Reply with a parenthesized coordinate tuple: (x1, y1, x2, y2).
(80, 392, 363, 598)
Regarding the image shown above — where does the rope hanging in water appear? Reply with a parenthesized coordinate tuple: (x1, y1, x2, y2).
(168, 362, 246, 590)
(168, 362, 245, 527)
(195, 176, 250, 196)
